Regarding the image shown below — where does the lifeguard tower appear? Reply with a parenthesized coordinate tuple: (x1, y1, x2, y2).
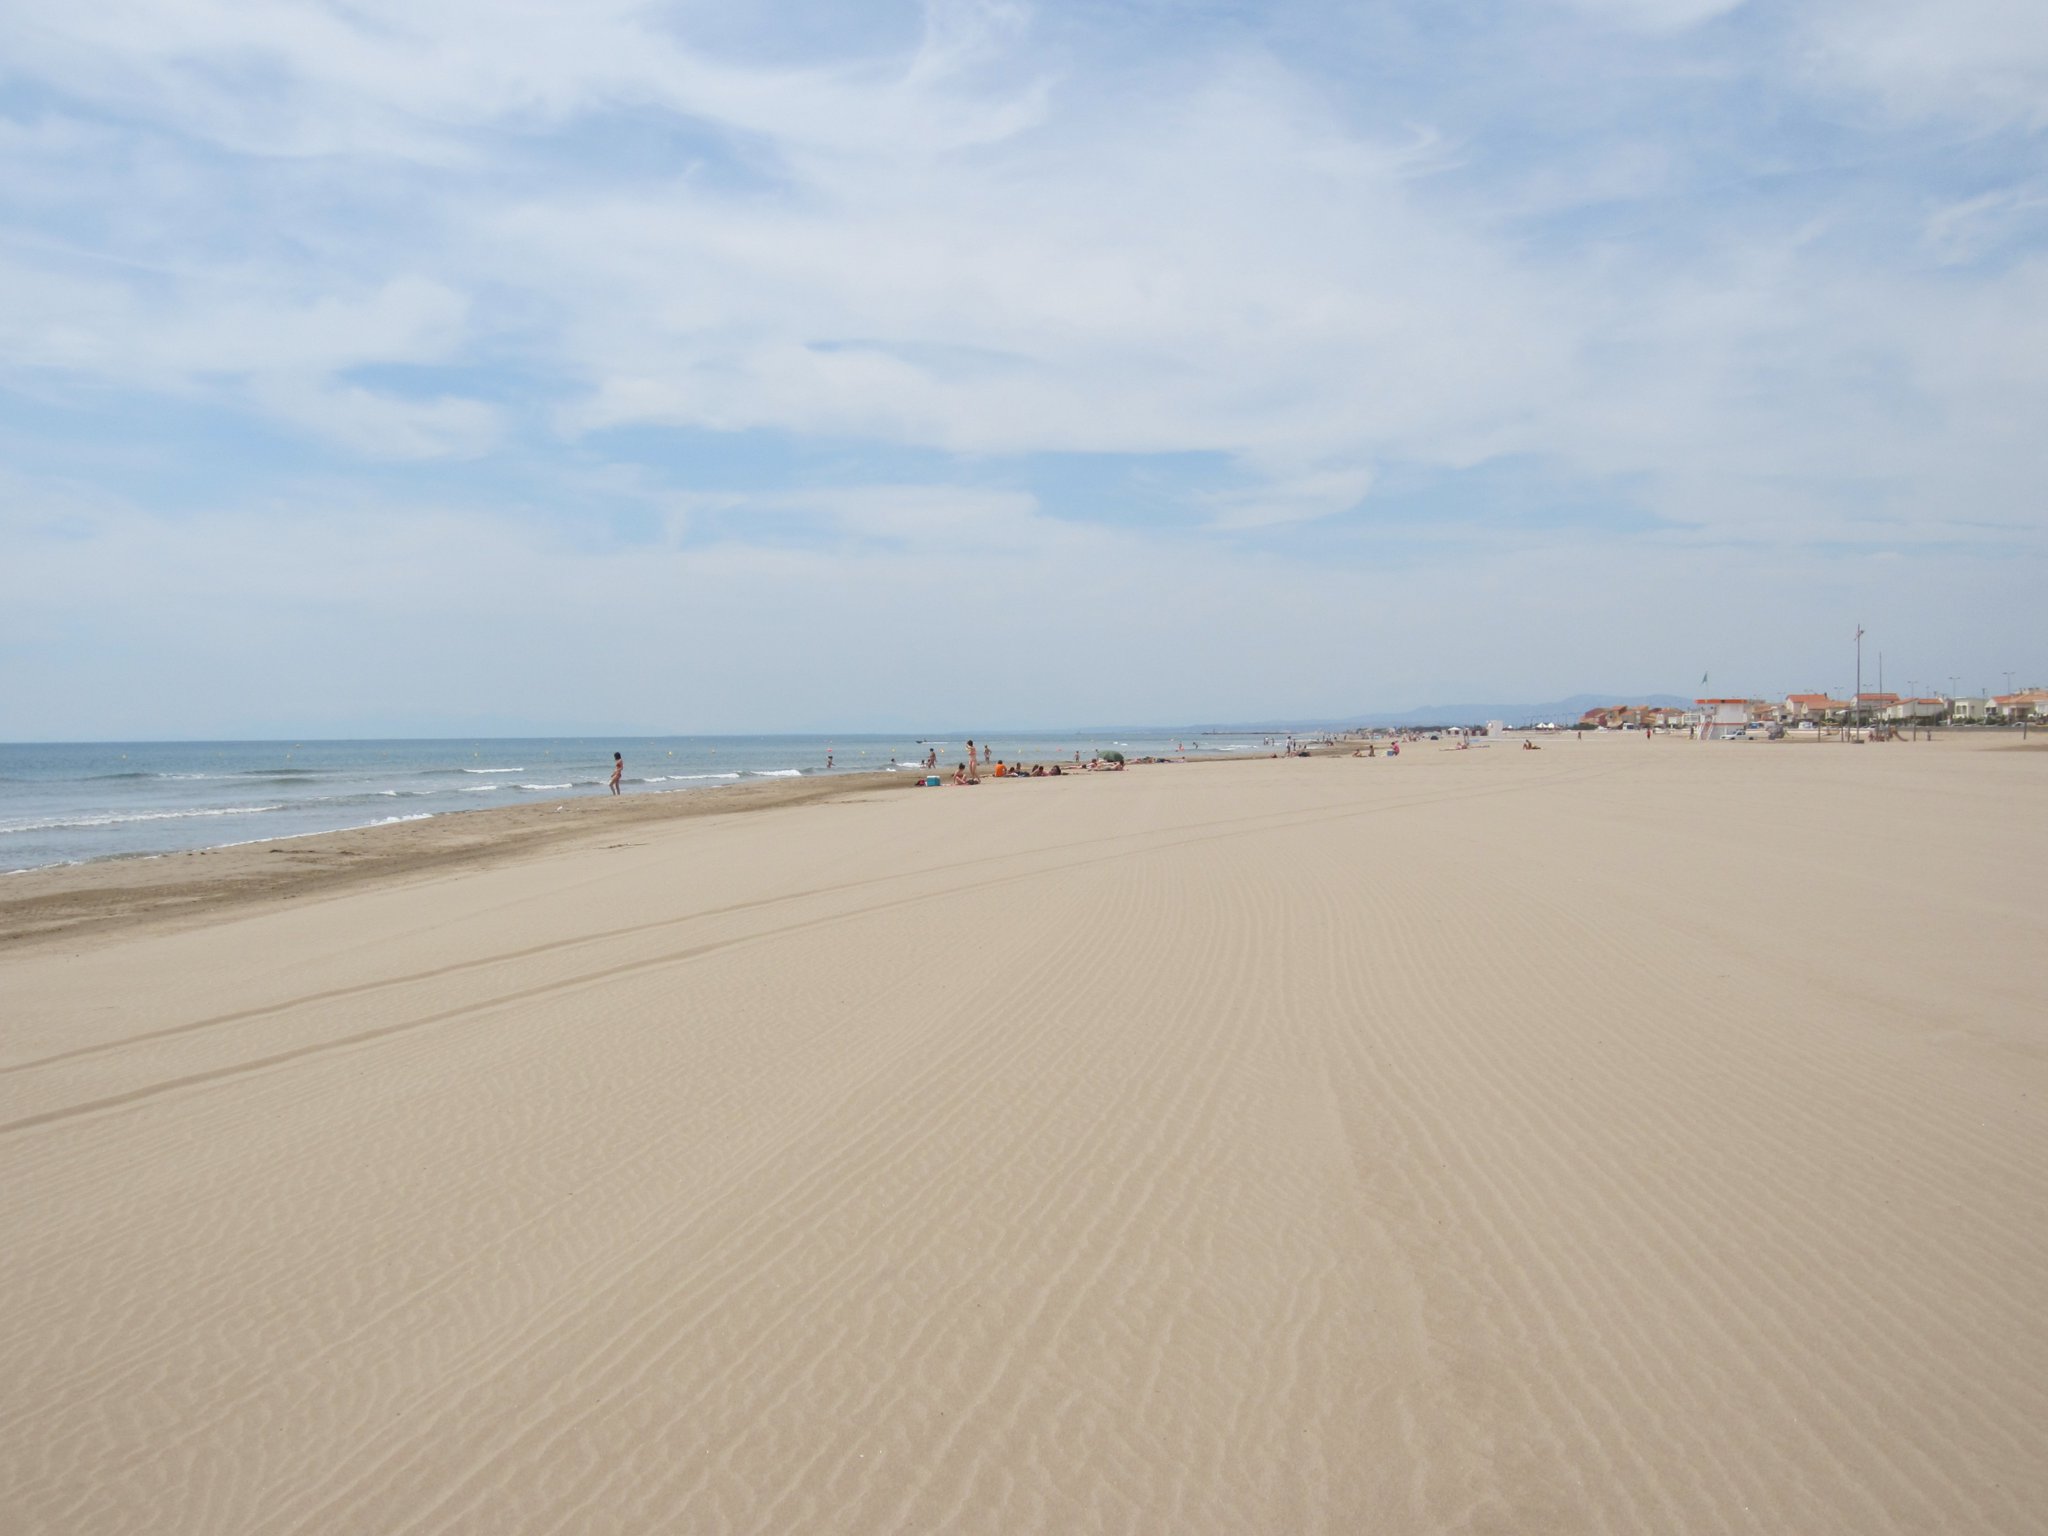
(1698, 698, 1749, 741)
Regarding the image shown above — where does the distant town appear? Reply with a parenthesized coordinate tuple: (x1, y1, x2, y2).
(1571, 687, 2046, 735)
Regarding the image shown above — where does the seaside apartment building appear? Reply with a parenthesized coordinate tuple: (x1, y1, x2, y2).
(1576, 690, 2036, 733)
(1577, 704, 1690, 730)
(1882, 698, 1948, 724)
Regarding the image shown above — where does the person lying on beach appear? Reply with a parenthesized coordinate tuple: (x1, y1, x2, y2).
(1523, 739, 1542, 750)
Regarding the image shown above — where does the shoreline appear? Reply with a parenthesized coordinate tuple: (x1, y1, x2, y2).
(0, 771, 906, 951)
(0, 753, 1253, 950)
(8, 729, 2029, 951)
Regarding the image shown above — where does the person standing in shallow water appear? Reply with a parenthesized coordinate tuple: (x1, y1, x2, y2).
(609, 753, 623, 795)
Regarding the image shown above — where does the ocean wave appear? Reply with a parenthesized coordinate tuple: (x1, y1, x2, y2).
(458, 784, 502, 793)
(518, 782, 573, 790)
(151, 770, 331, 784)
(463, 766, 523, 774)
(747, 768, 803, 778)
(0, 804, 286, 835)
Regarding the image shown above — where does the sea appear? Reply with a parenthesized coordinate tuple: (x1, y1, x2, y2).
(0, 731, 1290, 874)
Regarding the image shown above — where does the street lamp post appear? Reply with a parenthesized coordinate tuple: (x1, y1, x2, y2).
(1854, 624, 1864, 741)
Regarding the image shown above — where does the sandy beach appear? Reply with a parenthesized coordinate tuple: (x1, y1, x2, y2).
(2, 732, 2043, 1533)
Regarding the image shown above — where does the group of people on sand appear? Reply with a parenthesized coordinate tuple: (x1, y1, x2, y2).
(933, 738, 1120, 786)
(1346, 735, 1540, 757)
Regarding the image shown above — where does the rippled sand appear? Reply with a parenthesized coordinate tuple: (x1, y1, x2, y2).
(3, 733, 2043, 1533)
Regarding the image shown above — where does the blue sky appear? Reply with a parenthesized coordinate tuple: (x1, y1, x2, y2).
(3, 0, 2043, 736)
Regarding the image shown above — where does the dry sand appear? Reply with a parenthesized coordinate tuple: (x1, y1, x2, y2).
(2, 733, 2043, 1533)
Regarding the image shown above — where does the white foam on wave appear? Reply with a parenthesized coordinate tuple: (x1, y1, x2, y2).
(1, 804, 287, 835)
(518, 782, 573, 790)
(464, 766, 523, 773)
(458, 784, 501, 793)
(748, 768, 803, 778)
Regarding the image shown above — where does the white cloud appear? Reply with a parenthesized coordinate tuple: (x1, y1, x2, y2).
(1803, 0, 2048, 129)
(1, 0, 2043, 733)
(0, 257, 494, 456)
(256, 380, 502, 460)
(518, 54, 1578, 484)
(1204, 467, 1377, 531)
(1556, 0, 1749, 33)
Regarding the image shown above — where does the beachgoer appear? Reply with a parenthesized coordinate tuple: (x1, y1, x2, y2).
(826, 752, 834, 769)
(609, 753, 623, 795)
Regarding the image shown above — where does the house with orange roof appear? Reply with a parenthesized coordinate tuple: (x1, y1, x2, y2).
(1783, 692, 1846, 721)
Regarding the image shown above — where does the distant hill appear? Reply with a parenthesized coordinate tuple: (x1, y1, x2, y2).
(1193, 693, 1699, 732)
(1343, 693, 1697, 728)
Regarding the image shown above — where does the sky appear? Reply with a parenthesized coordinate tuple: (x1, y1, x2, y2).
(2, 0, 2044, 738)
